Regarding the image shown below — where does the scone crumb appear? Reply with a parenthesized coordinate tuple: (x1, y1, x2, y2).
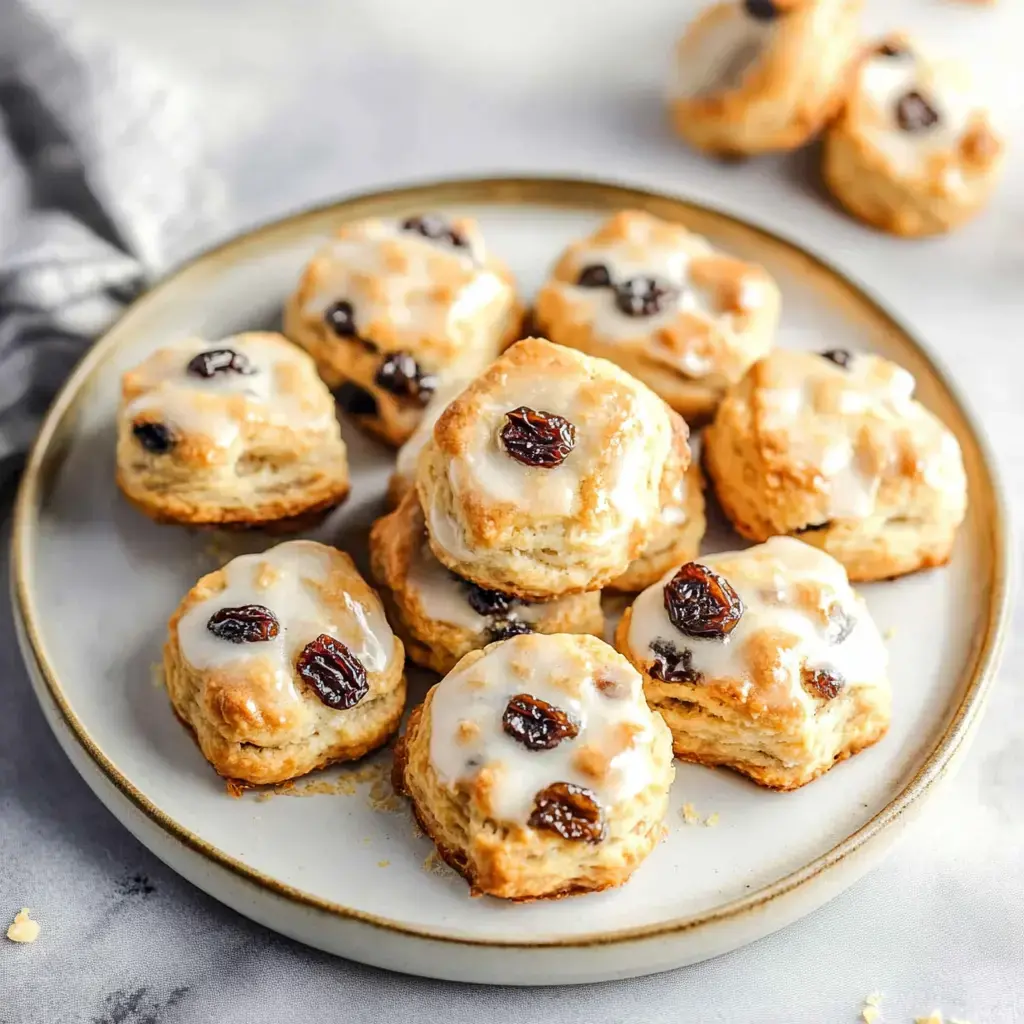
(705, 812, 720, 827)
(225, 779, 246, 799)
(377, 859, 390, 868)
(423, 850, 456, 878)
(149, 662, 165, 690)
(681, 802, 701, 824)
(883, 627, 897, 640)
(7, 909, 40, 944)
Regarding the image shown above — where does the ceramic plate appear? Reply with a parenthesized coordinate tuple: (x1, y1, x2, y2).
(12, 178, 1010, 985)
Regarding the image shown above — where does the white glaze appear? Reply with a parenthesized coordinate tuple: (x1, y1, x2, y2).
(428, 634, 660, 825)
(177, 542, 393, 714)
(627, 537, 887, 703)
(394, 377, 470, 488)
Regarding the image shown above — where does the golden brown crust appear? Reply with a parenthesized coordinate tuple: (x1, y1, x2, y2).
(668, 0, 864, 157)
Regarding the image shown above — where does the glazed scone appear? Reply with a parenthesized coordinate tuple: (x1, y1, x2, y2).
(616, 537, 890, 790)
(606, 455, 707, 593)
(534, 211, 781, 425)
(667, 0, 863, 158)
(823, 36, 1005, 237)
(370, 492, 605, 674)
(393, 632, 674, 899)
(116, 333, 350, 529)
(284, 213, 522, 446)
(703, 349, 967, 581)
(416, 337, 691, 599)
(165, 540, 406, 785)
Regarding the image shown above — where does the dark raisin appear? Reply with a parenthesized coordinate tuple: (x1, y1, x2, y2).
(133, 421, 175, 454)
(334, 381, 379, 417)
(795, 520, 832, 534)
(744, 0, 779, 21)
(500, 406, 577, 468)
(502, 693, 579, 751)
(820, 349, 852, 369)
(464, 582, 514, 617)
(401, 214, 469, 251)
(528, 782, 606, 843)
(207, 605, 280, 644)
(614, 276, 677, 318)
(663, 562, 744, 640)
(802, 666, 845, 701)
(827, 604, 856, 645)
(648, 638, 701, 683)
(576, 263, 613, 289)
(488, 619, 534, 643)
(877, 40, 908, 58)
(374, 351, 437, 405)
(186, 347, 254, 379)
(896, 90, 940, 133)
(324, 300, 358, 337)
(296, 633, 369, 710)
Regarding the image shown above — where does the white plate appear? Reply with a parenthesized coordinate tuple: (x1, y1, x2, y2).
(12, 178, 1010, 985)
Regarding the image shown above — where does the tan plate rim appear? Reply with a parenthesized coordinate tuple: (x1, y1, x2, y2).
(10, 174, 1012, 949)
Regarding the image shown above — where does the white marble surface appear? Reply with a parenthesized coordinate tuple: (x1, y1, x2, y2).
(2, 0, 1022, 1021)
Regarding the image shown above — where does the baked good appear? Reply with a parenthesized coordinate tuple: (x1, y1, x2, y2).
(534, 211, 781, 425)
(667, 0, 863, 158)
(369, 491, 605, 674)
(615, 536, 890, 790)
(823, 35, 1005, 236)
(416, 337, 691, 599)
(283, 213, 522, 446)
(393, 632, 674, 899)
(606, 454, 706, 593)
(703, 348, 967, 581)
(165, 540, 405, 785)
(117, 333, 350, 529)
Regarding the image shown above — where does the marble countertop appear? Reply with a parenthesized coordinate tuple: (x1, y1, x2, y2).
(2, 0, 1021, 1020)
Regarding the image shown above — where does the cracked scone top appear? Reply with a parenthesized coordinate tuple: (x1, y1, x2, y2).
(284, 213, 522, 445)
(165, 540, 405, 785)
(534, 211, 780, 424)
(667, 0, 864, 157)
(393, 632, 674, 899)
(617, 536, 890, 790)
(824, 36, 1005, 236)
(116, 332, 349, 527)
(416, 337, 691, 599)
(703, 348, 967, 581)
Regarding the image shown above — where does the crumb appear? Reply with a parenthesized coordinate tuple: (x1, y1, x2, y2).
(883, 627, 897, 640)
(681, 803, 701, 824)
(705, 812, 720, 827)
(359, 836, 373, 845)
(225, 779, 246, 798)
(7, 909, 40, 944)
(915, 1013, 944, 1024)
(861, 1007, 880, 1023)
(410, 818, 424, 839)
(149, 662, 165, 690)
(422, 850, 455, 878)
(377, 860, 390, 868)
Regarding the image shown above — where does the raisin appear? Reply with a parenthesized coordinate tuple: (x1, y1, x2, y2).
(744, 0, 779, 19)
(827, 604, 856, 645)
(207, 604, 280, 644)
(374, 351, 437, 405)
(877, 41, 908, 58)
(820, 349, 852, 369)
(795, 520, 832, 533)
(324, 300, 358, 337)
(663, 562, 744, 640)
(464, 582, 514, 617)
(648, 638, 700, 683)
(296, 633, 369, 710)
(186, 347, 254, 379)
(502, 693, 579, 751)
(488, 619, 534, 643)
(896, 90, 940, 133)
(614, 276, 677, 318)
(528, 782, 606, 843)
(401, 214, 469, 251)
(334, 381, 379, 417)
(576, 263, 613, 289)
(133, 421, 175, 454)
(500, 406, 577, 468)
(802, 666, 845, 701)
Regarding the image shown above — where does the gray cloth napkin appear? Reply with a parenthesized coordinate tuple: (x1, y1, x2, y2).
(0, 0, 227, 478)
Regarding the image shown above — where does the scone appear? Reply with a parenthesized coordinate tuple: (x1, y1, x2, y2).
(606, 454, 707, 593)
(667, 0, 863, 158)
(615, 537, 890, 790)
(283, 213, 523, 446)
(823, 35, 1005, 237)
(165, 540, 405, 785)
(370, 491, 605, 674)
(116, 333, 350, 529)
(393, 632, 674, 899)
(416, 337, 691, 599)
(534, 211, 781, 425)
(703, 348, 967, 581)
